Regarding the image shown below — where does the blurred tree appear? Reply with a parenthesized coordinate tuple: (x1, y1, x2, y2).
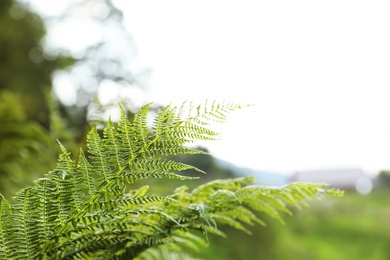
(0, 0, 152, 199)
(39, 0, 151, 129)
(0, 0, 74, 128)
(378, 170, 390, 188)
(0, 0, 75, 198)
(0, 92, 56, 199)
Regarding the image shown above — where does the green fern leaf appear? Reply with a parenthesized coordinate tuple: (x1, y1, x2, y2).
(0, 101, 344, 260)
(0, 195, 12, 260)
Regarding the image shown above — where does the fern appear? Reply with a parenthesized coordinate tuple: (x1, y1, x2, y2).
(0, 101, 343, 259)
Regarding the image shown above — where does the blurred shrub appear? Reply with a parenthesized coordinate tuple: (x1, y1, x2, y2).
(0, 0, 74, 128)
(378, 170, 390, 188)
(0, 92, 58, 199)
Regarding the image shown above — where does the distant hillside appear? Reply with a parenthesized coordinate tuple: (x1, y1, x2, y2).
(214, 158, 289, 186)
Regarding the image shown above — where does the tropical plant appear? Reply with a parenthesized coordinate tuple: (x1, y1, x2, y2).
(0, 101, 343, 259)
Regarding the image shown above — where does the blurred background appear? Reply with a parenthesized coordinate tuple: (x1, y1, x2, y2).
(1, 0, 389, 259)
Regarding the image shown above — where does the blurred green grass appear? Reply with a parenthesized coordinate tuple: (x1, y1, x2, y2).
(271, 189, 390, 260)
(193, 188, 390, 260)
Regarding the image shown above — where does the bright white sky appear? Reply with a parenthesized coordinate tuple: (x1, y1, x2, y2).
(30, 0, 390, 175)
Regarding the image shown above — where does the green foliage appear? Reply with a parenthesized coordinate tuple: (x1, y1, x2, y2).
(378, 170, 390, 188)
(0, 101, 343, 259)
(0, 0, 74, 127)
(270, 190, 390, 260)
(0, 91, 79, 199)
(0, 92, 57, 199)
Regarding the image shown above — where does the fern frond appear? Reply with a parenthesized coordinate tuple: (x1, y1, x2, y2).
(103, 118, 127, 170)
(77, 150, 97, 195)
(0, 101, 344, 260)
(117, 104, 137, 159)
(84, 194, 177, 213)
(170, 231, 206, 253)
(49, 170, 80, 224)
(0, 195, 12, 260)
(12, 188, 43, 259)
(34, 178, 61, 240)
(222, 205, 266, 227)
(133, 103, 152, 147)
(56, 143, 86, 210)
(86, 127, 114, 183)
(169, 176, 343, 238)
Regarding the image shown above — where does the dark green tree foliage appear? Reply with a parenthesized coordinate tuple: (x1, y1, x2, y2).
(0, 91, 79, 200)
(0, 1, 76, 198)
(0, 92, 57, 199)
(378, 170, 390, 188)
(0, 0, 73, 127)
(0, 102, 343, 259)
